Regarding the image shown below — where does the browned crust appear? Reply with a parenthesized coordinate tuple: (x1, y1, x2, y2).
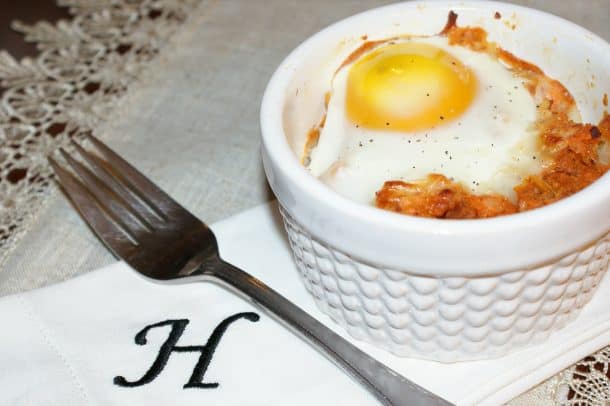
(497, 49, 543, 74)
(439, 11, 458, 35)
(302, 127, 320, 166)
(376, 175, 517, 219)
(515, 113, 610, 211)
(302, 92, 331, 165)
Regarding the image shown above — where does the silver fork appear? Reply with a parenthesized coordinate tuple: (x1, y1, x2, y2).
(49, 134, 453, 406)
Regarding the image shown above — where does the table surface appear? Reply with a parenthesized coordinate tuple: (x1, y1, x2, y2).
(0, 0, 609, 404)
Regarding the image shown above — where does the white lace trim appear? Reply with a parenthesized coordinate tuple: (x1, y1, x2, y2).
(0, 0, 200, 264)
(561, 347, 610, 405)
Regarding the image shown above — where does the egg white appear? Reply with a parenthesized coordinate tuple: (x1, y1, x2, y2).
(307, 36, 542, 204)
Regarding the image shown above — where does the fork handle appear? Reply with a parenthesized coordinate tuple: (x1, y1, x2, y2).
(204, 259, 453, 406)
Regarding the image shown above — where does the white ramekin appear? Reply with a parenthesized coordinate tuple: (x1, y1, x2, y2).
(260, 0, 610, 361)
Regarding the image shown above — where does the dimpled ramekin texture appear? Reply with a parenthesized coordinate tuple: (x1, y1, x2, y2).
(280, 206, 610, 362)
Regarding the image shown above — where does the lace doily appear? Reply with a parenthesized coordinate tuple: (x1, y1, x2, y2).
(564, 347, 610, 404)
(0, 0, 608, 404)
(0, 0, 200, 262)
(508, 346, 610, 405)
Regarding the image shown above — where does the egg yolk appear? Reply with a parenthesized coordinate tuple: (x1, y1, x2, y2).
(346, 42, 477, 132)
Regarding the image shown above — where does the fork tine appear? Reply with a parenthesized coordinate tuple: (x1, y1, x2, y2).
(85, 134, 186, 217)
(59, 148, 152, 238)
(49, 157, 137, 255)
(71, 140, 164, 225)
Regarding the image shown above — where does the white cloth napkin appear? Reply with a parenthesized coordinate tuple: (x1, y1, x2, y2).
(1, 202, 610, 406)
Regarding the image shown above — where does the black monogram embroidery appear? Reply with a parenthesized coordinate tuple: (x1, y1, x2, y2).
(114, 312, 260, 389)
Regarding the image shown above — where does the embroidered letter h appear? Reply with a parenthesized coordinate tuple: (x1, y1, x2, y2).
(114, 312, 259, 389)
